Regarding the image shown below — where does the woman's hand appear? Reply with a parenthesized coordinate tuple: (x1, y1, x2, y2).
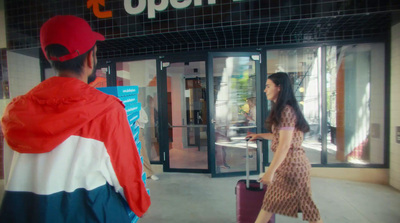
(259, 171, 275, 185)
(245, 133, 259, 141)
(246, 133, 273, 141)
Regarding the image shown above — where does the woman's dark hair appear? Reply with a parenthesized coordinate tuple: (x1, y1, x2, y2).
(265, 72, 310, 133)
(45, 44, 94, 74)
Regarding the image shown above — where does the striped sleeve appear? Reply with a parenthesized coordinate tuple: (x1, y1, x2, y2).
(99, 104, 151, 217)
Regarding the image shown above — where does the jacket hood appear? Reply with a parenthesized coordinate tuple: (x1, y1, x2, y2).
(1, 77, 122, 154)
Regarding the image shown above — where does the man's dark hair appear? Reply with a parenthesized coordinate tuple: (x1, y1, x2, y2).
(265, 72, 310, 133)
(45, 44, 94, 74)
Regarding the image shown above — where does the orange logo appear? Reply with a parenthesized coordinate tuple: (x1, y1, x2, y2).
(87, 0, 112, 18)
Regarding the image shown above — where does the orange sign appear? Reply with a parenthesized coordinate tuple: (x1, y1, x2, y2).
(87, 0, 112, 19)
(87, 0, 226, 19)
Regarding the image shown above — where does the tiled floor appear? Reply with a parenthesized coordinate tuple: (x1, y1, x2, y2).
(1, 173, 399, 222)
(141, 173, 400, 223)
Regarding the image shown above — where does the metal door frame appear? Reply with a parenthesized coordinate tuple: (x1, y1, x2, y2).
(159, 54, 211, 173)
(207, 52, 263, 178)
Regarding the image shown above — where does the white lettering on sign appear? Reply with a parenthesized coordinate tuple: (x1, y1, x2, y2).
(124, 0, 146, 15)
(170, 0, 191, 9)
(148, 0, 169, 19)
(91, 0, 243, 19)
(124, 0, 223, 19)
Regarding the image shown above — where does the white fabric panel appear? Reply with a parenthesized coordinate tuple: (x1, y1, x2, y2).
(6, 135, 123, 195)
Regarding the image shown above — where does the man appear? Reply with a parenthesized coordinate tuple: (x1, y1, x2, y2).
(0, 15, 150, 222)
(136, 108, 159, 181)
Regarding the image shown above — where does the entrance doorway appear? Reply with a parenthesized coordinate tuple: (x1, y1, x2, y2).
(164, 61, 209, 172)
(160, 53, 262, 177)
(208, 52, 262, 177)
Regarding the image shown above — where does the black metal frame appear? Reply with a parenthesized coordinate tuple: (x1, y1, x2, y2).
(6, 0, 399, 59)
(158, 53, 211, 173)
(208, 51, 262, 178)
(37, 35, 390, 173)
(257, 36, 390, 169)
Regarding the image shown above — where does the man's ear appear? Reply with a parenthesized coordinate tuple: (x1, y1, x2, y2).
(87, 50, 95, 69)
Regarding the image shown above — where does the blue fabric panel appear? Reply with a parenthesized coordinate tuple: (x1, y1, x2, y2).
(0, 184, 131, 223)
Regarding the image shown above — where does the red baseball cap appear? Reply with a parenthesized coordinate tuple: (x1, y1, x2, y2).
(40, 15, 105, 62)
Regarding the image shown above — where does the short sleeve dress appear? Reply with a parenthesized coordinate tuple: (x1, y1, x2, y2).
(261, 105, 321, 221)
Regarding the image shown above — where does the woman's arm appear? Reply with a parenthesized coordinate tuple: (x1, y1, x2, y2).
(260, 129, 293, 185)
(246, 133, 273, 141)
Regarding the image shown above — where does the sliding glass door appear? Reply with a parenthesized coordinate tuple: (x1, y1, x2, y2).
(208, 52, 262, 177)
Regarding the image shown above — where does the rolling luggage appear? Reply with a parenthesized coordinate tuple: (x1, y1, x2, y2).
(235, 139, 275, 223)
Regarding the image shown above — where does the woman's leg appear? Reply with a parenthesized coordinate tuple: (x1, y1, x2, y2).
(254, 209, 273, 223)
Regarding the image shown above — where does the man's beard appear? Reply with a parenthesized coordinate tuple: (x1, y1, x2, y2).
(87, 62, 97, 84)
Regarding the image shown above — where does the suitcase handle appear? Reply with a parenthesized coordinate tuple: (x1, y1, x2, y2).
(245, 138, 263, 189)
(246, 186, 264, 191)
(235, 180, 264, 195)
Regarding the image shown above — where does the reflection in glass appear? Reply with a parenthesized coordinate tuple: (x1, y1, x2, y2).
(166, 62, 208, 169)
(213, 57, 257, 174)
(266, 43, 385, 165)
(116, 60, 160, 162)
(267, 47, 322, 164)
(0, 49, 9, 99)
(88, 67, 107, 88)
(326, 43, 385, 164)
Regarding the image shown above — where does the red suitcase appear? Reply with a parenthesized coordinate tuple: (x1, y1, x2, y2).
(235, 139, 275, 223)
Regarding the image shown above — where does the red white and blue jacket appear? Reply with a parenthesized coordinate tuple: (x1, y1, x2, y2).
(0, 77, 151, 222)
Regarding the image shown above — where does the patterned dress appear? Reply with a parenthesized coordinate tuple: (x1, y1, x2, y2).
(262, 105, 321, 221)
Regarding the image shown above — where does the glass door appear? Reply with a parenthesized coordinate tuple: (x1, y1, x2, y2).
(208, 53, 261, 177)
(88, 66, 108, 87)
(88, 60, 115, 87)
(115, 59, 161, 163)
(42, 60, 114, 86)
(163, 61, 209, 172)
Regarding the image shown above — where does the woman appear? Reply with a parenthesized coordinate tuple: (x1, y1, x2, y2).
(247, 72, 323, 223)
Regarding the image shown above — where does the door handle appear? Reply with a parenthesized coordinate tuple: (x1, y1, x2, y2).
(211, 119, 216, 124)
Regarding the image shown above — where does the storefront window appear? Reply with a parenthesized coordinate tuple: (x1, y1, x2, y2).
(213, 56, 258, 174)
(326, 43, 385, 164)
(116, 60, 160, 163)
(267, 47, 322, 164)
(166, 61, 208, 170)
(0, 49, 9, 180)
(266, 43, 386, 165)
(0, 49, 9, 99)
(88, 67, 107, 88)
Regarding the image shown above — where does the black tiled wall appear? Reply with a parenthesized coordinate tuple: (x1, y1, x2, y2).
(5, 0, 400, 58)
